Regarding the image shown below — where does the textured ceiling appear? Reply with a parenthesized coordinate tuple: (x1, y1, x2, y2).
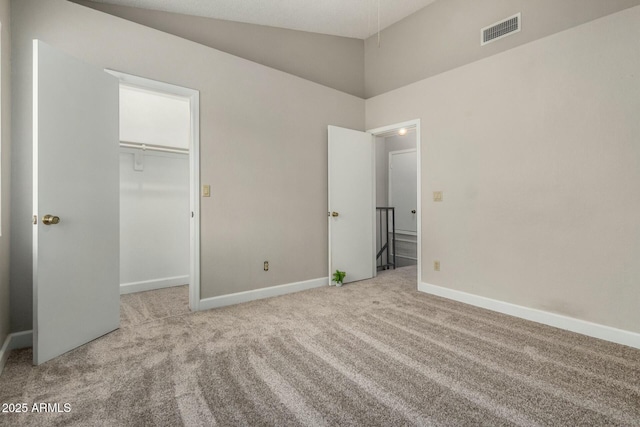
(88, 0, 437, 39)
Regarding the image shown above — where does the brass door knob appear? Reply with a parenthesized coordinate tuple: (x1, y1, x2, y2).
(42, 214, 60, 225)
(331, 212, 339, 217)
(411, 210, 416, 214)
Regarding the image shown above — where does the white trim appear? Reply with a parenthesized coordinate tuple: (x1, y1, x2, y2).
(105, 70, 198, 98)
(32, 40, 40, 364)
(388, 148, 416, 155)
(188, 90, 201, 311)
(393, 254, 418, 261)
(395, 238, 417, 244)
(120, 276, 190, 295)
(1, 335, 11, 374)
(418, 282, 640, 349)
(367, 120, 419, 139)
(7, 330, 32, 349)
(394, 231, 418, 237)
(105, 70, 201, 312)
(327, 127, 332, 282)
(1, 331, 33, 375)
(199, 277, 328, 311)
(370, 132, 378, 277)
(368, 119, 421, 287)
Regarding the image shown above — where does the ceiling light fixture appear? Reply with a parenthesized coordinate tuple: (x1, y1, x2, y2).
(398, 128, 408, 136)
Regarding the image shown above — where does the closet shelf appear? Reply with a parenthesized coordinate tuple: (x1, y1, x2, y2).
(120, 140, 188, 154)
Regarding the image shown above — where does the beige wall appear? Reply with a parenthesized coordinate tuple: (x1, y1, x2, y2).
(365, 0, 640, 98)
(10, 0, 364, 330)
(74, 0, 640, 100)
(72, 0, 365, 98)
(0, 0, 10, 345)
(366, 6, 640, 333)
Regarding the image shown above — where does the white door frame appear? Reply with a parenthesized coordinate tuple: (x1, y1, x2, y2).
(367, 120, 421, 288)
(105, 70, 201, 311)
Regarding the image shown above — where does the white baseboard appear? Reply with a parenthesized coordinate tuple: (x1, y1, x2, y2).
(120, 275, 189, 295)
(419, 282, 640, 350)
(198, 277, 328, 311)
(0, 330, 33, 375)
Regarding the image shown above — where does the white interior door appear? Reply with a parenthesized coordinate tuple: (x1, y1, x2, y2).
(33, 40, 120, 365)
(389, 149, 418, 234)
(328, 125, 374, 283)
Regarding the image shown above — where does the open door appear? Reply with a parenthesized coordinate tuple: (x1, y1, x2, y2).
(328, 126, 374, 284)
(33, 40, 120, 365)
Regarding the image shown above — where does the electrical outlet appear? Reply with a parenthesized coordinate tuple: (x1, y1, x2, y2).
(202, 185, 211, 197)
(434, 260, 440, 271)
(433, 191, 443, 202)
(264, 261, 269, 271)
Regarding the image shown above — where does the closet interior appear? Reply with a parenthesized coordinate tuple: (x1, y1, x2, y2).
(118, 84, 191, 297)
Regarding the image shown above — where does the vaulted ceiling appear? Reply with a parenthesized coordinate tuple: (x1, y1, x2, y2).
(87, 0, 438, 39)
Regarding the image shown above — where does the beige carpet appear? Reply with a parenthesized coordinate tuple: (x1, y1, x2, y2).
(119, 285, 190, 328)
(1, 266, 639, 426)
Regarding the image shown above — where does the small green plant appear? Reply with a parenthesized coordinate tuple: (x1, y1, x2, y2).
(332, 270, 346, 286)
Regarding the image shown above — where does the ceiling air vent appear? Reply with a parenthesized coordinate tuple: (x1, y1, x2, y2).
(481, 13, 521, 46)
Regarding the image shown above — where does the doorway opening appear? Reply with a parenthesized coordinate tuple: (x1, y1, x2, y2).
(368, 120, 421, 286)
(107, 71, 201, 312)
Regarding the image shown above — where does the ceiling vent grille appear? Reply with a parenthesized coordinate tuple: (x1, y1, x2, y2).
(481, 13, 521, 46)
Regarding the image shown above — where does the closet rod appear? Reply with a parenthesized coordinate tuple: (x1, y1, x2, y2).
(120, 141, 188, 154)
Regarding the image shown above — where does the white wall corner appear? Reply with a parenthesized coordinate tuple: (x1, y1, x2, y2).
(0, 330, 33, 375)
(418, 282, 640, 350)
(198, 277, 329, 311)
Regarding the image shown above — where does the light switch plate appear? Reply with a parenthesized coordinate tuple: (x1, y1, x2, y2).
(202, 185, 211, 197)
(433, 191, 443, 202)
